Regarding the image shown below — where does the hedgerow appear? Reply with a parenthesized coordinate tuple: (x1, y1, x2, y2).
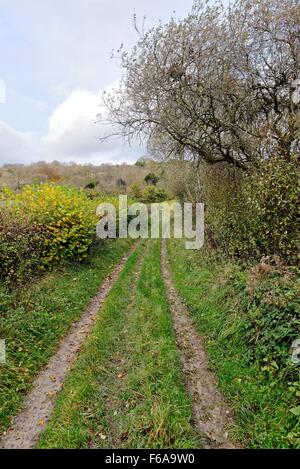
(0, 213, 46, 284)
(220, 157, 299, 264)
(0, 184, 119, 285)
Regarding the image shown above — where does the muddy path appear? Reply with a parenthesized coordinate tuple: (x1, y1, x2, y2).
(0, 243, 138, 449)
(160, 240, 239, 449)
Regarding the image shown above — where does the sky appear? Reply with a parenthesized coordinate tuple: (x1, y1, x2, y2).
(0, 0, 197, 166)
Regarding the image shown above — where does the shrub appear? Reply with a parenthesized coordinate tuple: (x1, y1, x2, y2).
(0, 211, 46, 284)
(243, 263, 300, 377)
(128, 181, 143, 199)
(141, 185, 167, 203)
(144, 172, 159, 186)
(6, 184, 98, 261)
(222, 157, 299, 263)
(84, 181, 99, 190)
(0, 184, 100, 284)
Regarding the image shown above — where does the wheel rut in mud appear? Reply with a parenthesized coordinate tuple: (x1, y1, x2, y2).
(0, 243, 137, 449)
(160, 240, 239, 449)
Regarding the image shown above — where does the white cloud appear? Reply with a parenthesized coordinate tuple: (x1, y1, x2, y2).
(43, 86, 145, 163)
(0, 86, 145, 166)
(44, 89, 100, 154)
(0, 120, 37, 165)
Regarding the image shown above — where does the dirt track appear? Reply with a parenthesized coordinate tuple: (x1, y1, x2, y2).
(160, 240, 238, 449)
(0, 244, 137, 449)
(1, 239, 239, 449)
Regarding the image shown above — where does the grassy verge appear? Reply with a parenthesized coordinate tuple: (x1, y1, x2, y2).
(0, 238, 133, 433)
(167, 238, 300, 449)
(38, 239, 199, 449)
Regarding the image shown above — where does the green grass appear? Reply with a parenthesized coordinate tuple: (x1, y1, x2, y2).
(0, 238, 133, 433)
(167, 238, 300, 449)
(38, 239, 199, 449)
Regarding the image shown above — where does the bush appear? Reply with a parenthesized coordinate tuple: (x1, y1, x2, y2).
(128, 181, 143, 199)
(144, 172, 159, 185)
(243, 263, 300, 377)
(222, 157, 299, 263)
(0, 212, 46, 284)
(84, 181, 99, 190)
(0, 184, 100, 284)
(141, 185, 167, 203)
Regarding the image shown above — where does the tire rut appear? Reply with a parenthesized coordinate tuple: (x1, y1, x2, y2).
(160, 240, 239, 449)
(0, 242, 138, 449)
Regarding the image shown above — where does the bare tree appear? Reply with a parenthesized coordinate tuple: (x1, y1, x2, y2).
(101, 0, 300, 170)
